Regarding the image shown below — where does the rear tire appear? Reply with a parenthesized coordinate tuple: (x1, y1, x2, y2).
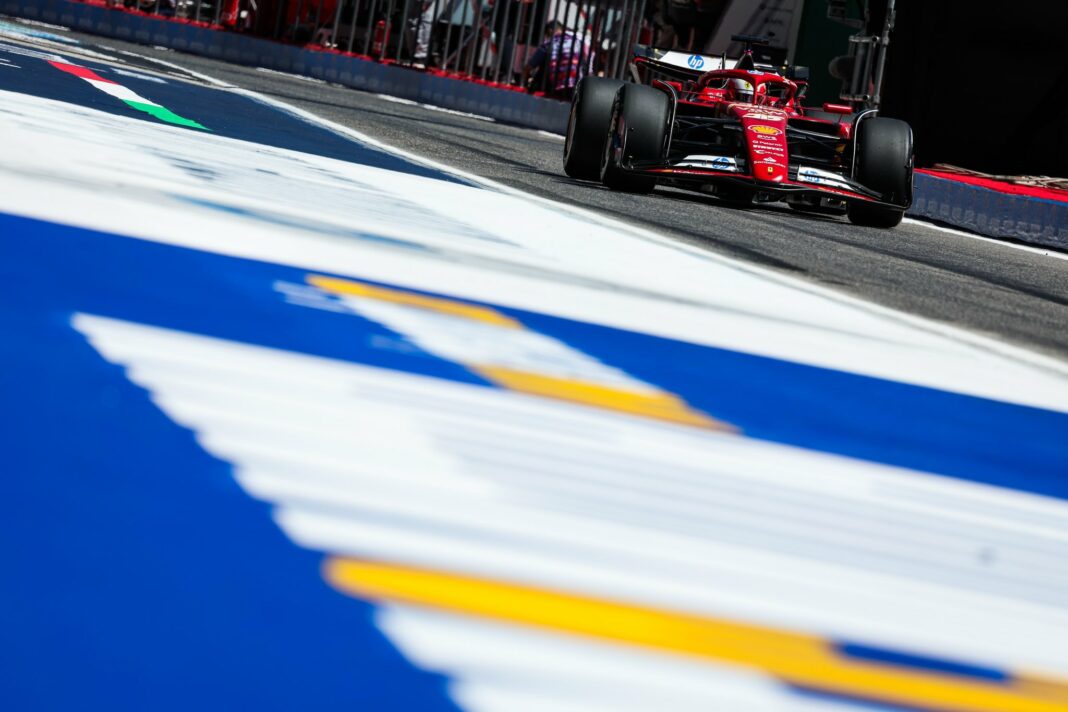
(563, 77, 626, 180)
(848, 117, 913, 228)
(600, 84, 670, 194)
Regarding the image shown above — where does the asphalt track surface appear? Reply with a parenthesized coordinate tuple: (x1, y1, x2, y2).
(29, 27, 1068, 363)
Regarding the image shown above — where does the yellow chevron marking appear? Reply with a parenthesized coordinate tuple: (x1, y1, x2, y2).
(326, 558, 1068, 712)
(308, 275, 522, 329)
(306, 275, 731, 431)
(474, 366, 732, 430)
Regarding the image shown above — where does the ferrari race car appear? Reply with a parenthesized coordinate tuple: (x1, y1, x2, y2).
(563, 37, 913, 228)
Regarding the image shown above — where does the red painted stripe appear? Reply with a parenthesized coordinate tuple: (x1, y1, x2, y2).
(48, 61, 118, 84)
(917, 168, 1068, 204)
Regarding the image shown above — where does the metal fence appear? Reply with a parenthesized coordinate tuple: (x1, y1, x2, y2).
(112, 0, 652, 96)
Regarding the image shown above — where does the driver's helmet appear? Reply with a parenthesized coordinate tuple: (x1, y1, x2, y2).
(728, 78, 755, 103)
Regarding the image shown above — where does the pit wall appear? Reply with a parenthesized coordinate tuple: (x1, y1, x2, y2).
(910, 172, 1067, 250)
(4, 0, 1065, 249)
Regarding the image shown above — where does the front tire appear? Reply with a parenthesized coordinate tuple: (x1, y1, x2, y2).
(563, 77, 626, 180)
(600, 84, 670, 194)
(848, 116, 913, 228)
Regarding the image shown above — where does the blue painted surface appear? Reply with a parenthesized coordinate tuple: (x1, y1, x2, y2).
(0, 50, 466, 707)
(3, 210, 1067, 502)
(0, 37, 465, 182)
(0, 214, 461, 712)
(521, 309, 1068, 500)
(835, 642, 1010, 684)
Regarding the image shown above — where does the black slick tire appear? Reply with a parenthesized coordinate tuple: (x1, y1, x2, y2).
(563, 77, 626, 180)
(600, 84, 670, 194)
(848, 117, 913, 228)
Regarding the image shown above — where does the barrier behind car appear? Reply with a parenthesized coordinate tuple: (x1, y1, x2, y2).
(74, 0, 650, 94)
(911, 170, 1068, 250)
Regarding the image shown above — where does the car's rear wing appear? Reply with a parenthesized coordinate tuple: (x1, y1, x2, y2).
(632, 45, 728, 81)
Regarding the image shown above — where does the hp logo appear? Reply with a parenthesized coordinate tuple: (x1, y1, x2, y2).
(687, 54, 705, 69)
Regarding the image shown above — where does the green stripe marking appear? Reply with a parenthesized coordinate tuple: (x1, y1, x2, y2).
(124, 101, 209, 130)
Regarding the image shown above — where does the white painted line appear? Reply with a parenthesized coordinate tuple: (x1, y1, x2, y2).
(256, 66, 326, 83)
(116, 49, 236, 88)
(0, 40, 67, 62)
(537, 130, 565, 140)
(86, 78, 155, 105)
(54, 45, 118, 62)
(11, 19, 72, 32)
(374, 93, 496, 122)
(379, 605, 817, 712)
(374, 93, 418, 105)
(904, 217, 1068, 262)
(110, 66, 168, 83)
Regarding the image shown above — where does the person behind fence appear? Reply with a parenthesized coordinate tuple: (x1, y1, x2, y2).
(524, 20, 591, 99)
(413, 0, 449, 67)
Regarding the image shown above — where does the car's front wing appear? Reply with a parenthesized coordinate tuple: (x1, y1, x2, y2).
(625, 157, 908, 209)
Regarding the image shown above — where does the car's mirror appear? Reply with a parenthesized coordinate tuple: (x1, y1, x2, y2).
(822, 102, 854, 115)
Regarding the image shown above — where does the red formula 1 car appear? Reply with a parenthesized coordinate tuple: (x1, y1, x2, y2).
(563, 37, 913, 228)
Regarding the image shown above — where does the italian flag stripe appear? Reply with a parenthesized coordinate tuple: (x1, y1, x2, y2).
(48, 60, 208, 130)
(124, 101, 208, 129)
(50, 61, 117, 84)
(86, 79, 147, 104)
